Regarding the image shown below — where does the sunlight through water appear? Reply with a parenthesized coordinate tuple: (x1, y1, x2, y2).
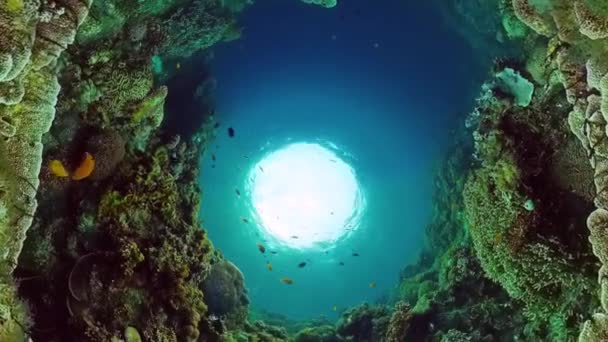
(247, 142, 365, 249)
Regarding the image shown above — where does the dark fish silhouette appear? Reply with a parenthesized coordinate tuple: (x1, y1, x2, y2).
(352, 253, 360, 257)
(291, 235, 298, 239)
(214, 122, 220, 129)
(235, 189, 241, 196)
(339, 262, 345, 266)
(211, 154, 216, 161)
(228, 127, 235, 137)
(259, 166, 264, 172)
(257, 243, 266, 254)
(298, 262, 307, 268)
(270, 251, 278, 255)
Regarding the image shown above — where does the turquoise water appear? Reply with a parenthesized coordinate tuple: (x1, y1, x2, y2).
(200, 0, 489, 320)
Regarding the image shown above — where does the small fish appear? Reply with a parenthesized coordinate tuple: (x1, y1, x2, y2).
(259, 166, 264, 172)
(369, 282, 376, 288)
(329, 159, 337, 163)
(267, 263, 273, 271)
(72, 152, 95, 181)
(333, 305, 337, 311)
(330, 211, 334, 215)
(244, 155, 249, 159)
(49, 160, 69, 178)
(352, 253, 360, 257)
(291, 235, 299, 239)
(214, 123, 221, 129)
(280, 277, 294, 285)
(270, 251, 278, 255)
(297, 262, 307, 268)
(241, 217, 249, 223)
(257, 243, 266, 254)
(176, 62, 181, 70)
(228, 127, 235, 137)
(339, 262, 345, 266)
(235, 189, 241, 196)
(211, 154, 216, 161)
(211, 165, 216, 168)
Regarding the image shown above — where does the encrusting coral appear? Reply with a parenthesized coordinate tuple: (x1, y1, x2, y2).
(0, 0, 92, 338)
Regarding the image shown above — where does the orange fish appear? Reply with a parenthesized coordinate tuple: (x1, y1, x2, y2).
(369, 282, 376, 288)
(280, 277, 294, 285)
(267, 263, 273, 271)
(72, 152, 95, 180)
(257, 243, 266, 254)
(49, 160, 69, 177)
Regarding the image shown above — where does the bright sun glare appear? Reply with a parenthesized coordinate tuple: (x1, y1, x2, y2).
(249, 142, 365, 249)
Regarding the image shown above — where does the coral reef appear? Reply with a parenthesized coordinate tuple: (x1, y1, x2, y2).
(0, 0, 91, 338)
(300, 0, 338, 8)
(201, 259, 249, 324)
(1, 0, 607, 341)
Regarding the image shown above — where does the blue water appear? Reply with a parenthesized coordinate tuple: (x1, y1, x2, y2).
(200, 0, 489, 320)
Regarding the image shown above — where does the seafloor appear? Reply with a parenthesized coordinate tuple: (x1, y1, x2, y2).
(2, 0, 608, 341)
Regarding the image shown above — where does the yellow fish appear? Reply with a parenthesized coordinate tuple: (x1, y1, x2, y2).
(72, 152, 95, 180)
(280, 277, 294, 285)
(332, 305, 337, 311)
(267, 263, 273, 271)
(49, 160, 69, 177)
(369, 282, 376, 288)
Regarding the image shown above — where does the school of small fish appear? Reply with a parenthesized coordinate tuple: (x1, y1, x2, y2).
(211, 124, 377, 292)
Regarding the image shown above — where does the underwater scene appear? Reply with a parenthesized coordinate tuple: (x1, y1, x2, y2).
(4, 0, 608, 341)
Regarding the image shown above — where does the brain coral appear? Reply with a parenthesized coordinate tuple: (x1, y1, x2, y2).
(201, 260, 249, 316)
(86, 129, 126, 180)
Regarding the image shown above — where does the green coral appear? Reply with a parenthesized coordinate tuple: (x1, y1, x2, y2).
(464, 127, 594, 339)
(160, 0, 239, 59)
(294, 325, 341, 342)
(300, 0, 338, 8)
